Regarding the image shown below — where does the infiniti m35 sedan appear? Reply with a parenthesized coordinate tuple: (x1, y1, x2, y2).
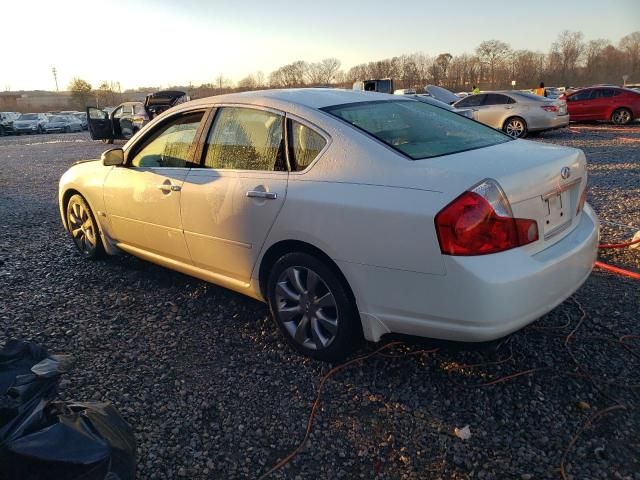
(59, 89, 598, 361)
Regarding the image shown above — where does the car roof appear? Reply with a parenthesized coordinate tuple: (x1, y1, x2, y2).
(187, 88, 401, 111)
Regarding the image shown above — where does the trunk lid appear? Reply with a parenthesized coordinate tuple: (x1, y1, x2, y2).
(402, 139, 587, 252)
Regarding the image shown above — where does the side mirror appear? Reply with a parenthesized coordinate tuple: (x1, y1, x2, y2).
(101, 148, 125, 166)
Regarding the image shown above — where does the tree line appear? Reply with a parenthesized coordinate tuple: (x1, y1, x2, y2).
(69, 29, 640, 108)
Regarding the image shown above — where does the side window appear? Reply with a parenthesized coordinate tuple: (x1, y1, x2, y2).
(134, 104, 146, 115)
(203, 107, 285, 171)
(569, 90, 593, 101)
(289, 120, 327, 171)
(483, 94, 509, 105)
(129, 112, 203, 168)
(112, 106, 124, 118)
(458, 94, 485, 107)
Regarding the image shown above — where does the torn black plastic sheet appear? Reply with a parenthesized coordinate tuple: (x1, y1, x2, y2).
(1, 401, 136, 480)
(0, 341, 136, 480)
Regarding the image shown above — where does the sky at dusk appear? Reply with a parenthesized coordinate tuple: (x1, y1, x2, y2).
(2, 0, 639, 91)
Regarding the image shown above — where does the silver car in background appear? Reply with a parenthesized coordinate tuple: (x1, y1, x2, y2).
(12, 113, 49, 134)
(44, 115, 83, 133)
(453, 91, 569, 138)
(398, 93, 474, 118)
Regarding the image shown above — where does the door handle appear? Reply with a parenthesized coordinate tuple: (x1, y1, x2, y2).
(157, 184, 181, 192)
(246, 190, 277, 199)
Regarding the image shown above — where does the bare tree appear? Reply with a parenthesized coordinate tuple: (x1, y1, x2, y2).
(476, 40, 511, 88)
(306, 58, 341, 85)
(619, 31, 640, 79)
(435, 53, 453, 86)
(583, 39, 610, 84)
(550, 30, 585, 85)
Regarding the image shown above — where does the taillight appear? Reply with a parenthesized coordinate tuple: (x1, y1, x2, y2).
(435, 179, 539, 256)
(576, 185, 588, 215)
(541, 105, 558, 112)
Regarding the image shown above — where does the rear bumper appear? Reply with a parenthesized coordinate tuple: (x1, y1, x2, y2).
(341, 204, 599, 342)
(529, 114, 570, 132)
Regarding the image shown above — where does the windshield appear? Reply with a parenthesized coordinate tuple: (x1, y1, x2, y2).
(19, 114, 38, 121)
(49, 116, 65, 122)
(323, 100, 510, 160)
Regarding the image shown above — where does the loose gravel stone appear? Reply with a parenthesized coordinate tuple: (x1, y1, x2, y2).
(0, 127, 638, 479)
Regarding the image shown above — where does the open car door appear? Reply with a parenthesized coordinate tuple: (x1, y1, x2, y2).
(86, 107, 114, 141)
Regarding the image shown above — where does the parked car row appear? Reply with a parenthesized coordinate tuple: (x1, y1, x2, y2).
(394, 86, 569, 138)
(0, 111, 86, 135)
(392, 83, 640, 138)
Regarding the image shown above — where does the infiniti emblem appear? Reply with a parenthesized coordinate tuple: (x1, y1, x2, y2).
(561, 167, 571, 179)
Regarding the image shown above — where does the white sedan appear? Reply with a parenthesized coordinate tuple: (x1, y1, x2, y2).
(59, 89, 599, 361)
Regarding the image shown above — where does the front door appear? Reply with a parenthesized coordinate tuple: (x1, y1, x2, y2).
(103, 111, 206, 262)
(567, 90, 594, 120)
(87, 107, 113, 141)
(180, 106, 288, 283)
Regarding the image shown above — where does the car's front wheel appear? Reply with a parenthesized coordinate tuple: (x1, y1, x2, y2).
(267, 252, 362, 362)
(66, 194, 104, 259)
(611, 108, 632, 125)
(503, 117, 528, 138)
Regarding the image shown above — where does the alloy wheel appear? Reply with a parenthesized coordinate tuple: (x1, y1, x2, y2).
(612, 109, 631, 125)
(67, 199, 98, 255)
(505, 119, 525, 138)
(275, 266, 339, 350)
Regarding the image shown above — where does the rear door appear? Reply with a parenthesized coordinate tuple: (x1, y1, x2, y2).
(86, 107, 113, 140)
(583, 88, 611, 119)
(475, 93, 513, 129)
(180, 106, 288, 283)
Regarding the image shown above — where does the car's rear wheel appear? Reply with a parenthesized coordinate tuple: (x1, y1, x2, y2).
(611, 108, 632, 125)
(267, 252, 362, 362)
(66, 194, 104, 259)
(503, 117, 528, 138)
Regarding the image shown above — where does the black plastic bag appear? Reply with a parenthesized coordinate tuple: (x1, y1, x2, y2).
(0, 340, 65, 438)
(1, 401, 136, 480)
(0, 341, 136, 480)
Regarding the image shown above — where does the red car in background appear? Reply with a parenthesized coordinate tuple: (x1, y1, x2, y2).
(562, 87, 640, 125)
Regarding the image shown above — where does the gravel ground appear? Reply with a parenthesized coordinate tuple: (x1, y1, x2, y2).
(0, 128, 638, 480)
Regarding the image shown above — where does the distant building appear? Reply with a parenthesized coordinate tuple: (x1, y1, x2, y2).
(0, 92, 20, 111)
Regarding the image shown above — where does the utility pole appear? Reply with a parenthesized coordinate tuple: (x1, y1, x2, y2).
(52, 67, 59, 92)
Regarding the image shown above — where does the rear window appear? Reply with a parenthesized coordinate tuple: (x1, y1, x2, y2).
(512, 92, 549, 102)
(323, 100, 510, 160)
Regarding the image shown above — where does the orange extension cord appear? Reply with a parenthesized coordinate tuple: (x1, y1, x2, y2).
(595, 236, 640, 280)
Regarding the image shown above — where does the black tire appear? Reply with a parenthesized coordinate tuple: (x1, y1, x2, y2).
(611, 108, 632, 125)
(0, 126, 4, 136)
(65, 194, 105, 260)
(266, 252, 362, 362)
(64, 126, 70, 133)
(502, 116, 528, 138)
(101, 138, 114, 144)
